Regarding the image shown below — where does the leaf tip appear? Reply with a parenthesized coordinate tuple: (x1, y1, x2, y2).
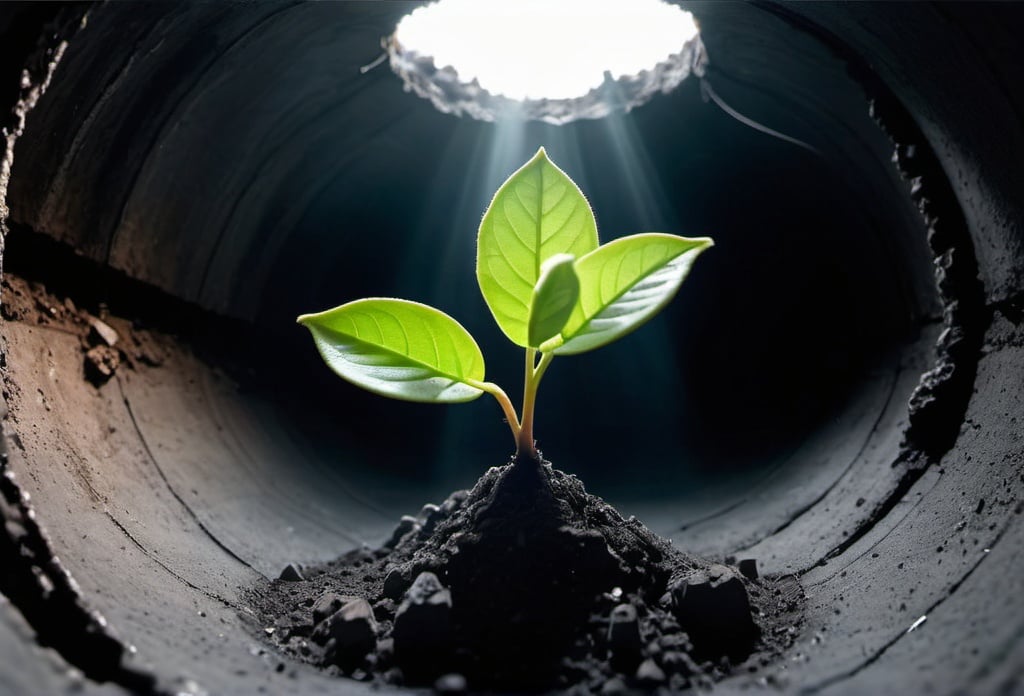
(541, 252, 575, 272)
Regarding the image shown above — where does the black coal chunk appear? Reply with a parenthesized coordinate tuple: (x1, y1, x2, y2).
(668, 563, 759, 659)
(317, 598, 378, 670)
(392, 571, 453, 681)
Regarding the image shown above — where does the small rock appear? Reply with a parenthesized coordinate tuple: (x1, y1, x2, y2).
(406, 571, 450, 607)
(659, 650, 699, 676)
(383, 566, 410, 599)
(385, 516, 420, 548)
(636, 658, 666, 685)
(373, 598, 396, 621)
(418, 503, 440, 521)
(657, 633, 692, 652)
(84, 345, 119, 385)
(318, 599, 378, 668)
(607, 603, 642, 671)
(312, 592, 358, 626)
(440, 490, 467, 515)
(434, 673, 467, 694)
(392, 572, 453, 679)
(600, 676, 629, 695)
(278, 563, 304, 582)
(418, 503, 442, 533)
(738, 558, 759, 580)
(668, 564, 759, 659)
(87, 316, 119, 347)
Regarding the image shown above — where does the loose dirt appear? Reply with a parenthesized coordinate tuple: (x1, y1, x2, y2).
(248, 456, 804, 693)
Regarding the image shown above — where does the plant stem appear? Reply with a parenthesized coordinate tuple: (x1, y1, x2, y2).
(472, 381, 521, 444)
(517, 349, 555, 459)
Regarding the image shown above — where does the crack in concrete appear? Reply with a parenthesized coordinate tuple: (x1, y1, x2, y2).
(800, 514, 1015, 694)
(114, 375, 260, 576)
(103, 510, 236, 609)
(804, 469, 942, 588)
(741, 364, 903, 550)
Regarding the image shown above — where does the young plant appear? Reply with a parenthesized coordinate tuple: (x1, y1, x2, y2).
(298, 148, 712, 462)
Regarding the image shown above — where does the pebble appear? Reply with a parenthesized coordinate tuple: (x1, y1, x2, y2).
(385, 516, 420, 548)
(319, 598, 378, 666)
(312, 592, 357, 626)
(600, 676, 629, 695)
(383, 566, 410, 599)
(440, 490, 467, 514)
(636, 658, 666, 685)
(84, 345, 119, 385)
(738, 558, 759, 580)
(392, 572, 453, 675)
(418, 503, 443, 533)
(278, 563, 305, 582)
(668, 564, 758, 657)
(87, 315, 119, 346)
(657, 633, 692, 652)
(660, 650, 699, 676)
(418, 503, 441, 521)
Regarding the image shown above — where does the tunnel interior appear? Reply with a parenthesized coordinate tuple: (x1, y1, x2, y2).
(1, 2, 1022, 695)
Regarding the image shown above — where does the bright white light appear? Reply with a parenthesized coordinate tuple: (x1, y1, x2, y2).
(395, 0, 700, 102)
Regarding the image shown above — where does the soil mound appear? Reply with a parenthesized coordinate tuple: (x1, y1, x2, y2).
(249, 456, 803, 692)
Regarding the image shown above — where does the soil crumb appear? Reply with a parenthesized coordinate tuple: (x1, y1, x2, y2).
(248, 456, 804, 693)
(1, 274, 168, 385)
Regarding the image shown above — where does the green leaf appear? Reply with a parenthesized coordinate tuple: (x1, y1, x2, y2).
(477, 147, 599, 347)
(297, 298, 486, 403)
(528, 253, 579, 347)
(548, 233, 714, 355)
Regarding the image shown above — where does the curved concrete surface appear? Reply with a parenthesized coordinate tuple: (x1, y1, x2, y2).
(1, 3, 1022, 694)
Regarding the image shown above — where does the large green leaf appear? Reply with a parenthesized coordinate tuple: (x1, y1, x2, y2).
(477, 147, 599, 347)
(527, 253, 579, 348)
(546, 233, 714, 355)
(297, 298, 485, 403)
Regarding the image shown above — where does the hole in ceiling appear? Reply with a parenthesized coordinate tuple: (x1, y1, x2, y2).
(388, 0, 706, 125)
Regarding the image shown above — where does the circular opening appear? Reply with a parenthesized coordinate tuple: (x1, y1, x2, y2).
(389, 0, 706, 124)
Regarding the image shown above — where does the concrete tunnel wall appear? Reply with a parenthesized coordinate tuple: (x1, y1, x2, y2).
(0, 2, 1022, 694)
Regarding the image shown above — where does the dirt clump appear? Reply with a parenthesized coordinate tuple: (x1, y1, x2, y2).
(1, 274, 168, 385)
(249, 456, 804, 692)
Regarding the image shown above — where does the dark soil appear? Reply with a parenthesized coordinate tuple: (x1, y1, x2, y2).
(247, 455, 804, 693)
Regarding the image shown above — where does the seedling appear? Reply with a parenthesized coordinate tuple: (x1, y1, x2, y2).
(298, 148, 712, 461)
